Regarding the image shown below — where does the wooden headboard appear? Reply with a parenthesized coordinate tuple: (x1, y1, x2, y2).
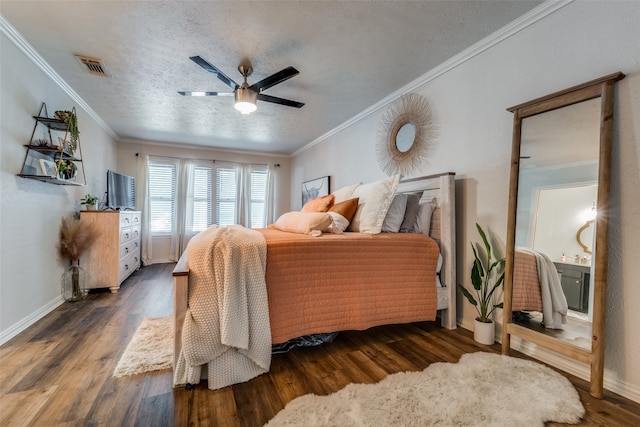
(396, 172, 457, 329)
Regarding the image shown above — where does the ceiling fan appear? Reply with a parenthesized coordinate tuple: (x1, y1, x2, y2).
(179, 56, 304, 114)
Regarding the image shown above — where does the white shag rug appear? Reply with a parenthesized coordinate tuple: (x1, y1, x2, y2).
(265, 352, 585, 427)
(113, 316, 173, 377)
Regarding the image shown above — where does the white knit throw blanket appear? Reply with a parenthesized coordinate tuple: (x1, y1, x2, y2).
(173, 225, 271, 390)
(518, 247, 568, 329)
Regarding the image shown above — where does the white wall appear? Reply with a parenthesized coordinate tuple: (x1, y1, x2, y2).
(291, 1, 640, 401)
(116, 141, 291, 263)
(0, 32, 118, 343)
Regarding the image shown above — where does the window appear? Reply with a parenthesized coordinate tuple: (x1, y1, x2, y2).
(148, 159, 177, 234)
(215, 165, 236, 227)
(146, 158, 272, 235)
(250, 166, 268, 228)
(192, 166, 212, 232)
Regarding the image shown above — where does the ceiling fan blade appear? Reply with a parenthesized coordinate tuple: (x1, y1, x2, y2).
(178, 91, 234, 97)
(250, 66, 299, 92)
(189, 56, 239, 90)
(257, 93, 304, 108)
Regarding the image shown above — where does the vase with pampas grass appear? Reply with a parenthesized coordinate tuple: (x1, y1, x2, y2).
(57, 215, 98, 301)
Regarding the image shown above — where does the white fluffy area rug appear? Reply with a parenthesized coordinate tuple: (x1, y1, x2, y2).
(113, 316, 173, 377)
(266, 352, 585, 427)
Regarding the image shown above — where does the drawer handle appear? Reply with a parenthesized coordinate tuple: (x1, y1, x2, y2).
(125, 247, 129, 254)
(125, 233, 130, 239)
(124, 264, 129, 270)
(125, 218, 130, 224)
(135, 242, 139, 248)
(134, 230, 139, 237)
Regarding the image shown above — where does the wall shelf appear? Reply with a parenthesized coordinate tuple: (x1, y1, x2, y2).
(17, 102, 86, 186)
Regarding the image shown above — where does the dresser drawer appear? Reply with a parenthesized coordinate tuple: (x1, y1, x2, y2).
(119, 250, 140, 281)
(130, 238, 140, 254)
(120, 226, 133, 243)
(120, 212, 134, 227)
(130, 212, 141, 226)
(131, 225, 141, 240)
(119, 240, 135, 259)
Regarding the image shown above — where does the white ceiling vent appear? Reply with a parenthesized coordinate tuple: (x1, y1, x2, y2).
(74, 55, 109, 77)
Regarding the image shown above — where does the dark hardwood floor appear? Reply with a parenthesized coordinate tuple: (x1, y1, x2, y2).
(1, 263, 638, 426)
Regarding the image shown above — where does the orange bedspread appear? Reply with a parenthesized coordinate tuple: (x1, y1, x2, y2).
(512, 250, 543, 312)
(257, 229, 440, 344)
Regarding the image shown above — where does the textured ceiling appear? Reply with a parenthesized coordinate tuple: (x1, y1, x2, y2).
(1, 1, 541, 155)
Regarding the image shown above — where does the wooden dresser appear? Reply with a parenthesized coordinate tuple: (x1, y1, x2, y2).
(80, 210, 141, 293)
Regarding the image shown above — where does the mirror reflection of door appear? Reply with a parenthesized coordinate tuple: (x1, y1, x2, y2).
(514, 97, 601, 350)
(530, 183, 597, 322)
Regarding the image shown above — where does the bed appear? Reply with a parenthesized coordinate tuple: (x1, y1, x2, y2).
(512, 248, 567, 329)
(512, 249, 543, 312)
(172, 172, 457, 388)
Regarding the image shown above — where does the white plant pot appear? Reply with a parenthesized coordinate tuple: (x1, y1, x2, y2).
(474, 319, 495, 345)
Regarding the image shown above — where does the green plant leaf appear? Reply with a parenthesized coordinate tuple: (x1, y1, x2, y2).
(458, 284, 478, 307)
(471, 260, 483, 290)
(476, 223, 492, 263)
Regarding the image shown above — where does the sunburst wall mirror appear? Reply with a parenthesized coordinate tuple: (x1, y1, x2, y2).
(376, 93, 435, 177)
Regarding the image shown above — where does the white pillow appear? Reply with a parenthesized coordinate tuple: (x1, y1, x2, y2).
(348, 175, 400, 234)
(327, 211, 350, 233)
(272, 211, 333, 234)
(332, 183, 361, 204)
(381, 193, 407, 233)
(414, 202, 435, 235)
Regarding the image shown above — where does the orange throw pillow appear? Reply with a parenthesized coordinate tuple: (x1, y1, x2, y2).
(301, 194, 335, 212)
(328, 198, 359, 223)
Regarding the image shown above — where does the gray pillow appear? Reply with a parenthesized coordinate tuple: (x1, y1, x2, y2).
(399, 192, 423, 232)
(381, 193, 408, 233)
(415, 202, 435, 235)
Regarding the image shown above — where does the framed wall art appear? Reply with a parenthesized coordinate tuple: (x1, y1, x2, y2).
(39, 159, 58, 178)
(302, 176, 330, 206)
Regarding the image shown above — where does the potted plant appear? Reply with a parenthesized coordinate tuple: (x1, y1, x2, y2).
(54, 110, 79, 154)
(57, 160, 77, 180)
(80, 193, 99, 210)
(458, 223, 506, 345)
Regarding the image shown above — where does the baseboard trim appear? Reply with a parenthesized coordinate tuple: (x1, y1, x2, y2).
(0, 296, 64, 346)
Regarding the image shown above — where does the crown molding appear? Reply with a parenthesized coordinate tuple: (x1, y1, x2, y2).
(292, 0, 574, 157)
(0, 15, 119, 140)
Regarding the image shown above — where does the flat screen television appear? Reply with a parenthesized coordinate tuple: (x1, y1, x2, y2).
(106, 170, 135, 210)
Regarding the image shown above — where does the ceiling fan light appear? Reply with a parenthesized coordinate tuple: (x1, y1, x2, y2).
(234, 86, 257, 114)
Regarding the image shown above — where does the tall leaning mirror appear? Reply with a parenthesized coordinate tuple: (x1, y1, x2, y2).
(501, 72, 625, 399)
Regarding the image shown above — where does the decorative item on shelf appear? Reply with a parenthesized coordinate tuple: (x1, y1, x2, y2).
(57, 216, 98, 301)
(54, 110, 79, 154)
(39, 159, 58, 178)
(57, 159, 77, 181)
(80, 193, 99, 210)
(376, 93, 436, 177)
(458, 223, 506, 345)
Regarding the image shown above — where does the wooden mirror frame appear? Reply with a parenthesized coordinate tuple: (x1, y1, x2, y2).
(501, 72, 624, 399)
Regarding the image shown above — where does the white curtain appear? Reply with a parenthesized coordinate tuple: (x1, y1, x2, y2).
(264, 164, 276, 226)
(173, 159, 194, 260)
(136, 154, 153, 266)
(235, 163, 251, 227)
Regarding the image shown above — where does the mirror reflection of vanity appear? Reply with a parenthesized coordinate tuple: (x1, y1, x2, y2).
(501, 72, 625, 399)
